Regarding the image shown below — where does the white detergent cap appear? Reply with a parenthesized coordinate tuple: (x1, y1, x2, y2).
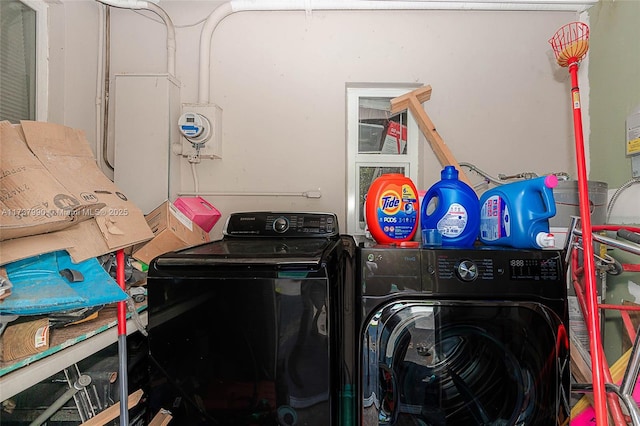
(536, 232, 556, 248)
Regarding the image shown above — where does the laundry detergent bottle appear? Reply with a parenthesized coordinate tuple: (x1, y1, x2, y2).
(365, 174, 419, 244)
(479, 174, 559, 249)
(421, 166, 480, 247)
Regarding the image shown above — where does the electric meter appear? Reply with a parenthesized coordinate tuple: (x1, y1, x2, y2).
(178, 112, 211, 145)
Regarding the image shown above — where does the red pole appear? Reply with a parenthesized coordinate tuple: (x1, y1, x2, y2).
(116, 249, 129, 424)
(568, 61, 610, 425)
(592, 225, 640, 234)
(116, 250, 127, 334)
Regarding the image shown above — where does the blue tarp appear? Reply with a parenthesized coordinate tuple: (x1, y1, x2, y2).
(1, 251, 127, 315)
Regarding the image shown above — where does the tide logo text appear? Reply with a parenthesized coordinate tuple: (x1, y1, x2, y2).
(379, 191, 402, 215)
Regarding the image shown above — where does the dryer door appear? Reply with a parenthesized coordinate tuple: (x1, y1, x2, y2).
(360, 300, 569, 426)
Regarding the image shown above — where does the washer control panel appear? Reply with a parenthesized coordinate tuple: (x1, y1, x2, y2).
(224, 212, 338, 238)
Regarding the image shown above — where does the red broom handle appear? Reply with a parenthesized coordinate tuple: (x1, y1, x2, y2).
(116, 249, 129, 424)
(117, 250, 127, 334)
(569, 62, 614, 425)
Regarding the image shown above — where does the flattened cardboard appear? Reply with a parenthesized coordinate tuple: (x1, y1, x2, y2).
(0, 232, 73, 266)
(0, 219, 116, 267)
(21, 121, 152, 251)
(132, 201, 210, 265)
(0, 121, 154, 265)
(0, 122, 99, 241)
(61, 219, 113, 262)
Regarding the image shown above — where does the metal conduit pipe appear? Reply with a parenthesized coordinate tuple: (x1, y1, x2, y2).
(607, 177, 640, 222)
(145, 2, 176, 76)
(28, 375, 92, 426)
(93, 0, 177, 178)
(102, 5, 114, 171)
(94, 0, 176, 77)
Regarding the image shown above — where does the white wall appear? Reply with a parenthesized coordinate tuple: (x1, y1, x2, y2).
(51, 1, 584, 239)
(47, 1, 101, 143)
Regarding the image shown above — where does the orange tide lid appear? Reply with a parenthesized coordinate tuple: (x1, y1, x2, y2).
(399, 241, 420, 248)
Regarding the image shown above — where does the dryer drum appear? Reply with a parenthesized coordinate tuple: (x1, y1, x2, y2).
(383, 325, 534, 425)
(368, 305, 554, 426)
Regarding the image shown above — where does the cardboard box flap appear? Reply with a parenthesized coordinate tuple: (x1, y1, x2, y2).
(1, 202, 106, 242)
(0, 231, 74, 266)
(0, 122, 98, 241)
(0, 219, 115, 267)
(20, 121, 153, 250)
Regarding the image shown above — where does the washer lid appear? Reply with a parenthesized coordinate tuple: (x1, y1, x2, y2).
(154, 237, 337, 267)
(154, 212, 341, 267)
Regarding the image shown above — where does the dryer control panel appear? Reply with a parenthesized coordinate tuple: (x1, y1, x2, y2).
(422, 247, 565, 300)
(357, 244, 566, 300)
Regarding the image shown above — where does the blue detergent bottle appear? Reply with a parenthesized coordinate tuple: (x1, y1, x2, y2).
(479, 175, 559, 249)
(421, 166, 480, 247)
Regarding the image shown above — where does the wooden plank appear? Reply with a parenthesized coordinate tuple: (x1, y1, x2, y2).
(571, 340, 593, 383)
(390, 85, 432, 113)
(570, 339, 600, 417)
(149, 409, 173, 426)
(390, 86, 472, 186)
(571, 346, 632, 419)
(407, 96, 472, 186)
(80, 389, 144, 426)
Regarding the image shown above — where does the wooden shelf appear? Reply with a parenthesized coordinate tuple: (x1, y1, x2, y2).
(0, 304, 147, 402)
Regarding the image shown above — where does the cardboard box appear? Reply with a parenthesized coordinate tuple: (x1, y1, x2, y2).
(173, 196, 221, 232)
(0, 317, 50, 362)
(132, 201, 210, 265)
(0, 121, 154, 265)
(0, 122, 100, 241)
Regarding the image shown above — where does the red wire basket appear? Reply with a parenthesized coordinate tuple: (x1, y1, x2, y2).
(548, 21, 590, 67)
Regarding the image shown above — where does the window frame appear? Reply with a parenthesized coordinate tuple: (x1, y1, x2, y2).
(346, 85, 421, 236)
(24, 0, 48, 121)
(0, 0, 48, 122)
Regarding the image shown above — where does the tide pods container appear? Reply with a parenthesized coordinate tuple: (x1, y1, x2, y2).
(365, 174, 419, 244)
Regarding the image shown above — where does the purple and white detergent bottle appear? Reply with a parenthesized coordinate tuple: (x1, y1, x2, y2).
(479, 174, 559, 249)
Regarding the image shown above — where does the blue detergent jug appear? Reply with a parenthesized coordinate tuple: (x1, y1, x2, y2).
(421, 166, 480, 247)
(479, 175, 559, 249)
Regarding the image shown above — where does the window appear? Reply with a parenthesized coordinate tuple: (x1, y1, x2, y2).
(0, 0, 47, 123)
(346, 85, 420, 236)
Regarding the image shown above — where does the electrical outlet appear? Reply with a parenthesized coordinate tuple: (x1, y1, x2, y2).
(180, 103, 222, 159)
